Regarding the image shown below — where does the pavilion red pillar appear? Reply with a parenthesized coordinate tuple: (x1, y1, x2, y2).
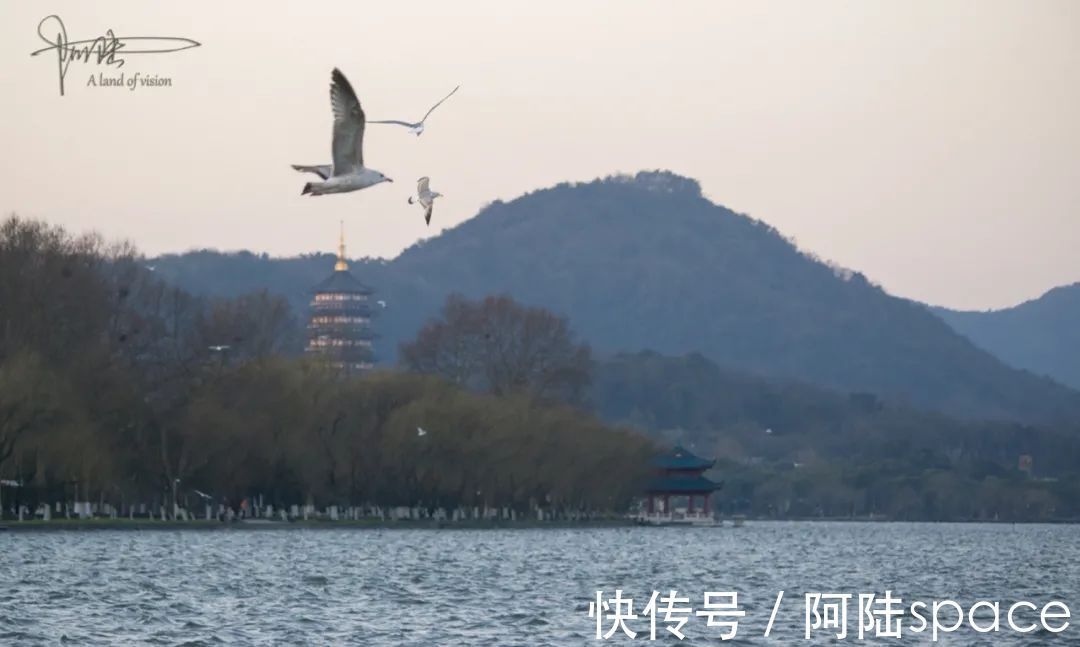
(663, 495, 670, 514)
(704, 492, 711, 514)
(647, 495, 654, 514)
(688, 494, 695, 514)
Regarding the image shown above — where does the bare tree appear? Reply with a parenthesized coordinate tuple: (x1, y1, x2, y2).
(400, 294, 591, 403)
(195, 290, 300, 360)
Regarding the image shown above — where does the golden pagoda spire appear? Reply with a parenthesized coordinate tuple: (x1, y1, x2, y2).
(334, 220, 348, 271)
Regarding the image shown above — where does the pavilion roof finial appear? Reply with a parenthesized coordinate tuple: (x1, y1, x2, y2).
(334, 220, 348, 271)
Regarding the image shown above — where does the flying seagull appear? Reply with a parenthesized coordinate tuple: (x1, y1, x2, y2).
(369, 85, 460, 136)
(376, 300, 387, 308)
(209, 345, 230, 352)
(408, 177, 442, 225)
(417, 427, 428, 437)
(292, 84, 461, 176)
(294, 68, 393, 196)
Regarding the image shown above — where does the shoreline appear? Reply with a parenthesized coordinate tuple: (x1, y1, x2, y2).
(0, 518, 638, 532)
(2, 517, 1078, 532)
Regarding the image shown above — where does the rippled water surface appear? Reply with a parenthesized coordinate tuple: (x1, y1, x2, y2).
(2, 522, 1078, 645)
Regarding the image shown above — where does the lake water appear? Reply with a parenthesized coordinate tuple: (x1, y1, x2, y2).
(1, 522, 1078, 645)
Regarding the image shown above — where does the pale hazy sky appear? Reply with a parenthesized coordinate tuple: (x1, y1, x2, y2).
(2, 1, 1078, 310)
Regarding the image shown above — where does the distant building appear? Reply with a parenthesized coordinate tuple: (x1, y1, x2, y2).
(638, 445, 721, 526)
(305, 223, 376, 374)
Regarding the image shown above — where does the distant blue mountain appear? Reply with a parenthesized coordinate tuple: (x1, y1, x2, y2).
(151, 171, 1080, 425)
(933, 283, 1080, 390)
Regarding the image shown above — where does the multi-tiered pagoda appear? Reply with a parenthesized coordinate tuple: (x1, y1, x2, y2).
(305, 224, 376, 374)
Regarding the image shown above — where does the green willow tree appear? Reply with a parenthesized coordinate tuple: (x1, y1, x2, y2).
(0, 216, 652, 520)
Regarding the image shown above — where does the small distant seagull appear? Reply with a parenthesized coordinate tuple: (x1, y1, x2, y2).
(369, 85, 460, 136)
(0, 479, 21, 487)
(417, 427, 428, 437)
(290, 84, 459, 173)
(193, 489, 213, 500)
(376, 300, 387, 308)
(764, 428, 773, 435)
(145, 265, 156, 272)
(294, 68, 393, 196)
(209, 345, 230, 352)
(408, 177, 443, 225)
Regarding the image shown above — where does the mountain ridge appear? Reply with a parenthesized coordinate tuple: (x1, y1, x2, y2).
(150, 170, 1080, 425)
(933, 282, 1080, 390)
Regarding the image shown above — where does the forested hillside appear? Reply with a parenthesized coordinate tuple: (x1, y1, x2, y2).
(151, 171, 1080, 425)
(934, 283, 1080, 390)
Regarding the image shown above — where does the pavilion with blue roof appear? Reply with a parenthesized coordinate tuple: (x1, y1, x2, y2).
(644, 445, 721, 521)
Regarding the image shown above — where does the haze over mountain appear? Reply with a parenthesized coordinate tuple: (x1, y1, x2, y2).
(592, 350, 1080, 476)
(933, 283, 1080, 391)
(151, 171, 1080, 425)
(593, 350, 1080, 521)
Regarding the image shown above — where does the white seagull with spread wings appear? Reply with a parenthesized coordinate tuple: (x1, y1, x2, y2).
(292, 68, 393, 196)
(369, 85, 460, 136)
(408, 177, 443, 226)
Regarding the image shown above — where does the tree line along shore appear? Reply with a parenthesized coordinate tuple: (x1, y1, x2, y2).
(4, 215, 1080, 525)
(0, 217, 652, 524)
